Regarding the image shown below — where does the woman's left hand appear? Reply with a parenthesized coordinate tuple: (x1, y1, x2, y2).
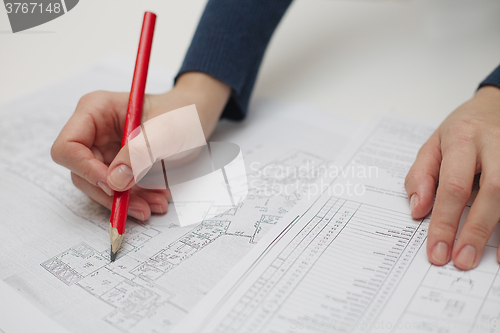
(405, 85, 500, 270)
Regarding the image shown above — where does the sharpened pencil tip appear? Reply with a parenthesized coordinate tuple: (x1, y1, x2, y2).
(110, 246, 117, 262)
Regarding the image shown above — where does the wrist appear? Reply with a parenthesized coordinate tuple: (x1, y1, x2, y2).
(475, 85, 500, 101)
(173, 72, 231, 138)
(175, 72, 231, 111)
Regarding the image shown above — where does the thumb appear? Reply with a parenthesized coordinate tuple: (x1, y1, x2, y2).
(107, 144, 136, 191)
(107, 104, 208, 192)
(107, 125, 159, 191)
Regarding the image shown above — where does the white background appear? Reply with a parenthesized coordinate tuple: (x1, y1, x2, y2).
(0, 0, 499, 123)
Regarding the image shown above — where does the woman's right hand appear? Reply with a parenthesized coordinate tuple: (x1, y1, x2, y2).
(51, 72, 231, 221)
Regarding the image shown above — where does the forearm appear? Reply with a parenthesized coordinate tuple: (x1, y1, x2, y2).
(177, 0, 293, 120)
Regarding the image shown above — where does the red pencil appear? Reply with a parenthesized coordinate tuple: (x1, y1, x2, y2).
(110, 12, 156, 261)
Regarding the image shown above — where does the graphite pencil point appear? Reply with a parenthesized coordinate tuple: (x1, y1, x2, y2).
(110, 246, 117, 262)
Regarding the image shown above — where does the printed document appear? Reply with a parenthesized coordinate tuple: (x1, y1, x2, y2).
(0, 58, 358, 333)
(173, 116, 500, 333)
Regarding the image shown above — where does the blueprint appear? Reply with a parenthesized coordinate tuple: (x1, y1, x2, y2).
(173, 116, 500, 333)
(0, 58, 359, 332)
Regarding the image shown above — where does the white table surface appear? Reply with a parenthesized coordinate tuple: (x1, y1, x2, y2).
(1, 0, 499, 123)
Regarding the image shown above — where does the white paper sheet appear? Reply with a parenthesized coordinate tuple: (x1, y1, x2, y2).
(0, 280, 69, 333)
(0, 57, 359, 332)
(173, 116, 500, 333)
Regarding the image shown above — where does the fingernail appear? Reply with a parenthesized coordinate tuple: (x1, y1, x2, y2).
(129, 209, 145, 221)
(97, 181, 114, 196)
(410, 194, 418, 216)
(455, 245, 477, 270)
(108, 165, 133, 190)
(432, 242, 449, 265)
(151, 204, 163, 214)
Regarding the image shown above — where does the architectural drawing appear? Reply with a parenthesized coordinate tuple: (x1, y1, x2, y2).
(24, 149, 332, 332)
(0, 61, 357, 333)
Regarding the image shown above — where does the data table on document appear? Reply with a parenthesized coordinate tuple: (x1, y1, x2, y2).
(215, 197, 429, 332)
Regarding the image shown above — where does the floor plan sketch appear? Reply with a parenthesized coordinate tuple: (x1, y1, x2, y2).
(0, 60, 358, 333)
(32, 149, 336, 332)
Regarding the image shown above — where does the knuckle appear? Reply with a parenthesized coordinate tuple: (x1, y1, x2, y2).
(417, 140, 434, 156)
(482, 176, 500, 195)
(449, 118, 476, 133)
(466, 223, 493, 241)
(448, 133, 474, 147)
(487, 128, 500, 142)
(51, 141, 76, 168)
(71, 172, 83, 189)
(430, 219, 457, 237)
(78, 92, 97, 105)
(444, 122, 477, 147)
(77, 91, 108, 110)
(404, 171, 434, 190)
(439, 177, 470, 201)
(404, 171, 419, 189)
(80, 166, 92, 183)
(448, 118, 482, 145)
(50, 141, 62, 164)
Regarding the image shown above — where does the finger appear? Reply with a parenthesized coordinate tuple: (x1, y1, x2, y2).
(100, 142, 122, 165)
(71, 172, 151, 221)
(91, 143, 122, 166)
(106, 144, 137, 192)
(51, 92, 128, 188)
(405, 132, 441, 219)
(87, 147, 114, 195)
(452, 150, 500, 270)
(132, 187, 169, 214)
(91, 146, 105, 163)
(134, 188, 171, 202)
(427, 143, 477, 266)
(106, 105, 209, 192)
(107, 123, 160, 191)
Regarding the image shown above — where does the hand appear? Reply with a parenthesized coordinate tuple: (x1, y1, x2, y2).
(405, 85, 500, 270)
(51, 72, 231, 221)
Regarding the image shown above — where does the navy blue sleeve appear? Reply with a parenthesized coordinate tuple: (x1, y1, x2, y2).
(479, 64, 500, 90)
(176, 0, 293, 120)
